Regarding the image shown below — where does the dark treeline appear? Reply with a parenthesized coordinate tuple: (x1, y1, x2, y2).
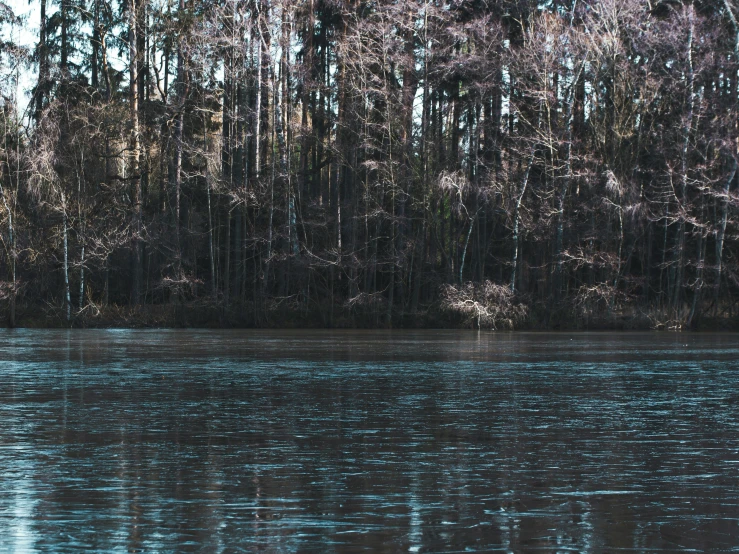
(1, 0, 739, 328)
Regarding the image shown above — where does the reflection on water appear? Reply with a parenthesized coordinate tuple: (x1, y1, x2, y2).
(0, 330, 738, 552)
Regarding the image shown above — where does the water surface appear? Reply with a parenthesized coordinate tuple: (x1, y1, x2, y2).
(0, 330, 738, 552)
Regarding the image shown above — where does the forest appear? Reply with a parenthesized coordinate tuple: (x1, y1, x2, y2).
(0, 0, 738, 329)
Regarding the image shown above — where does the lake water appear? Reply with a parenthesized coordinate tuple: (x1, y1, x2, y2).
(0, 330, 738, 552)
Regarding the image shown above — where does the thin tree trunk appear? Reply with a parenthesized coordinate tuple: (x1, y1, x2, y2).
(60, 0, 69, 73)
(92, 0, 100, 88)
(512, 126, 538, 293)
(254, 32, 262, 183)
(173, 0, 186, 263)
(35, 0, 48, 121)
(688, 200, 706, 327)
(611, 208, 623, 310)
(204, 118, 216, 299)
(62, 192, 71, 322)
(673, 6, 695, 320)
(77, 154, 85, 311)
(0, 172, 15, 327)
(101, 20, 112, 101)
(222, 38, 233, 305)
(556, 63, 584, 298)
(719, 0, 739, 313)
(460, 213, 476, 285)
(129, 0, 143, 305)
(715, 159, 736, 310)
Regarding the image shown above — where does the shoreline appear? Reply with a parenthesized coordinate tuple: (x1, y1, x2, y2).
(5, 301, 737, 331)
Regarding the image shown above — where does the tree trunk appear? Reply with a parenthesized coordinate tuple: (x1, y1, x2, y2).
(673, 6, 695, 320)
(512, 130, 538, 293)
(0, 173, 15, 327)
(715, 159, 736, 310)
(62, 192, 71, 322)
(129, 0, 143, 305)
(719, 1, 739, 314)
(460, 214, 476, 285)
(77, 156, 85, 311)
(91, 0, 100, 89)
(34, 0, 48, 121)
(173, 0, 186, 263)
(555, 63, 584, 298)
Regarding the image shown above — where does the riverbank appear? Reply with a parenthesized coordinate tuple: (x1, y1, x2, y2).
(6, 298, 738, 331)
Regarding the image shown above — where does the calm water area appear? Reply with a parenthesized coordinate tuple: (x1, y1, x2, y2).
(0, 330, 738, 552)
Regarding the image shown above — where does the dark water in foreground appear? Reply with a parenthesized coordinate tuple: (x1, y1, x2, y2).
(0, 330, 738, 552)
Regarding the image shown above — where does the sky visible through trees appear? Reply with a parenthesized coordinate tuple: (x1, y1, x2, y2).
(0, 0, 738, 329)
